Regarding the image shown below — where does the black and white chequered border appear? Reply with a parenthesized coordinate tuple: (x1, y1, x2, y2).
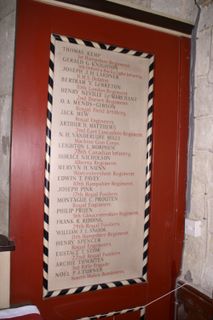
(77, 305, 145, 320)
(43, 33, 154, 299)
(143, 49, 154, 281)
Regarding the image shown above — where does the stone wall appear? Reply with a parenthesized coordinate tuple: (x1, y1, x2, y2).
(181, 2, 213, 298)
(0, 0, 16, 236)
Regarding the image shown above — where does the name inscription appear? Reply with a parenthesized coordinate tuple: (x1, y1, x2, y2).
(47, 38, 149, 291)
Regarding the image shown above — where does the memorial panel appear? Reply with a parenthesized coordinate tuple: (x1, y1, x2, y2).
(43, 34, 154, 296)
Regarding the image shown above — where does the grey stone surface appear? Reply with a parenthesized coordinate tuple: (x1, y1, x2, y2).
(197, 3, 213, 32)
(0, 95, 12, 136)
(208, 233, 213, 255)
(0, 95, 11, 236)
(0, 11, 16, 96)
(0, 0, 16, 22)
(207, 198, 213, 233)
(191, 175, 206, 195)
(0, 2, 15, 236)
(195, 28, 211, 77)
(194, 117, 213, 151)
(189, 195, 205, 220)
(192, 151, 213, 184)
(182, 221, 207, 286)
(208, 29, 213, 83)
(181, 1, 213, 298)
(194, 78, 213, 117)
(206, 183, 213, 198)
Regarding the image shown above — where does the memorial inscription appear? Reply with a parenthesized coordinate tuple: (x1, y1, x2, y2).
(45, 36, 151, 293)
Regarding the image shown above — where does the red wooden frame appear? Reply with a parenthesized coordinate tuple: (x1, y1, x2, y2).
(10, 1, 190, 319)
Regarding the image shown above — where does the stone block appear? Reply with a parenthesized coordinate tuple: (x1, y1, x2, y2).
(208, 233, 213, 254)
(0, 0, 16, 21)
(0, 95, 12, 135)
(208, 29, 213, 83)
(195, 28, 211, 76)
(197, 4, 213, 32)
(207, 198, 213, 233)
(0, 95, 11, 237)
(181, 0, 198, 24)
(194, 117, 213, 151)
(191, 175, 206, 195)
(206, 183, 213, 197)
(189, 195, 205, 220)
(0, 190, 9, 236)
(0, 93, 12, 170)
(192, 151, 213, 183)
(194, 78, 213, 117)
(0, 11, 15, 96)
(182, 220, 207, 286)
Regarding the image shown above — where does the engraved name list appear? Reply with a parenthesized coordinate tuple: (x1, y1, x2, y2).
(47, 38, 150, 291)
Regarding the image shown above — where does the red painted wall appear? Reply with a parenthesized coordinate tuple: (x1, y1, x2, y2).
(10, 1, 190, 319)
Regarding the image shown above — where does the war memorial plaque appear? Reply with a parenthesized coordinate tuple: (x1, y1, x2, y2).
(43, 34, 154, 295)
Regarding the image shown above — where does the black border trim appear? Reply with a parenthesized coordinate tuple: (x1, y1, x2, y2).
(55, 0, 193, 35)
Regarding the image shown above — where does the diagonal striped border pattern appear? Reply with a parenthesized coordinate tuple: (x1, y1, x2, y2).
(142, 53, 154, 281)
(43, 34, 55, 293)
(76, 306, 145, 320)
(43, 34, 154, 301)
